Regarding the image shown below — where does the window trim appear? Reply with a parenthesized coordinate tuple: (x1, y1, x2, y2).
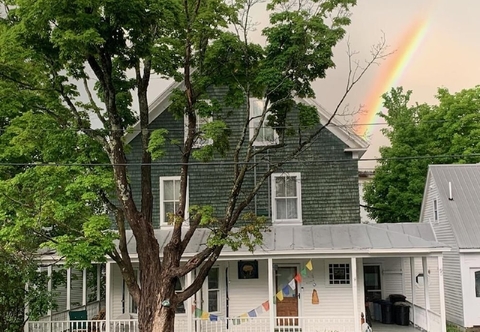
(159, 176, 189, 226)
(175, 276, 187, 315)
(184, 100, 213, 148)
(271, 172, 302, 224)
(325, 261, 351, 287)
(249, 98, 278, 146)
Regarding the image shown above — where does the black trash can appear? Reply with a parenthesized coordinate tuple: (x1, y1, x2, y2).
(389, 294, 406, 304)
(394, 302, 410, 326)
(381, 301, 394, 324)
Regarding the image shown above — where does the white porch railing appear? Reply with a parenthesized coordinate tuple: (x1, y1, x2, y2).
(27, 316, 355, 332)
(411, 303, 442, 332)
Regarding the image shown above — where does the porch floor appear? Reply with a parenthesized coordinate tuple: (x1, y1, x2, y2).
(373, 322, 418, 332)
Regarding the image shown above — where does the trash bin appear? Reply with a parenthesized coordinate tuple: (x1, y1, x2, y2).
(389, 294, 406, 304)
(381, 301, 394, 324)
(373, 300, 382, 321)
(394, 302, 410, 326)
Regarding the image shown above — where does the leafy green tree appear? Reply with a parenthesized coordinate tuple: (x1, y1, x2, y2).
(364, 86, 480, 223)
(0, 0, 386, 331)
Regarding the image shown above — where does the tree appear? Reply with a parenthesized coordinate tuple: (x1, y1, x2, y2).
(364, 86, 480, 223)
(0, 0, 387, 331)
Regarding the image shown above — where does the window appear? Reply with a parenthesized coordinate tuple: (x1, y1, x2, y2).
(207, 267, 220, 312)
(159, 176, 188, 226)
(175, 277, 186, 314)
(184, 100, 213, 148)
(249, 98, 278, 145)
(271, 173, 302, 223)
(126, 270, 139, 314)
(433, 199, 438, 222)
(475, 271, 480, 298)
(329, 263, 350, 285)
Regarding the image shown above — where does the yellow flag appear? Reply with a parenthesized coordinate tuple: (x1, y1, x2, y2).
(201, 311, 209, 320)
(306, 260, 313, 271)
(276, 290, 284, 301)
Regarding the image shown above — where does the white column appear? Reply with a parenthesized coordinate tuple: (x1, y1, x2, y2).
(186, 271, 193, 332)
(97, 264, 101, 302)
(24, 280, 30, 332)
(410, 257, 416, 327)
(351, 257, 360, 332)
(268, 258, 275, 332)
(82, 268, 87, 306)
(47, 266, 53, 317)
(105, 262, 111, 332)
(66, 268, 72, 311)
(438, 256, 447, 332)
(422, 257, 430, 331)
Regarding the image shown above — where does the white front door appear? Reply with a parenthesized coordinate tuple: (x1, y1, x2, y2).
(469, 269, 480, 326)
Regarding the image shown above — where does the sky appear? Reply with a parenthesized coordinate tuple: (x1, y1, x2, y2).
(312, 0, 480, 169)
(147, 0, 480, 169)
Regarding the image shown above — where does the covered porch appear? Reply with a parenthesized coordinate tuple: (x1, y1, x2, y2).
(27, 223, 448, 332)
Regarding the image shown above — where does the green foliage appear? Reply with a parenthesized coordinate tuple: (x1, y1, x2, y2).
(364, 86, 480, 223)
(148, 129, 169, 160)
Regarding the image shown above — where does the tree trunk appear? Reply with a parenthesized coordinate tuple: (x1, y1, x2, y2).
(138, 276, 177, 332)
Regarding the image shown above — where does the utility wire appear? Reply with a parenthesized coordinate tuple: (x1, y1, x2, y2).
(1, 153, 479, 167)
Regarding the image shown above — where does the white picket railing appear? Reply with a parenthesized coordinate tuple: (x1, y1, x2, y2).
(27, 316, 354, 332)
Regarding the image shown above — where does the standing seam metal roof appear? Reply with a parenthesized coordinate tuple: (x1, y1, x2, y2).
(429, 164, 480, 249)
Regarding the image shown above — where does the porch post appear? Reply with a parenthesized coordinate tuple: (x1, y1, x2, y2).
(422, 257, 430, 331)
(410, 257, 416, 328)
(66, 267, 71, 311)
(97, 264, 101, 302)
(351, 257, 360, 332)
(438, 256, 447, 332)
(186, 271, 193, 332)
(105, 262, 111, 332)
(24, 279, 30, 332)
(82, 268, 87, 307)
(47, 266, 52, 318)
(268, 258, 275, 332)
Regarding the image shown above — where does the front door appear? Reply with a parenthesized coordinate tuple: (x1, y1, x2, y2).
(364, 265, 382, 301)
(276, 266, 299, 326)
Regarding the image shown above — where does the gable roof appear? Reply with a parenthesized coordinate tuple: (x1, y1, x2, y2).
(426, 164, 480, 249)
(125, 81, 368, 155)
(120, 223, 447, 260)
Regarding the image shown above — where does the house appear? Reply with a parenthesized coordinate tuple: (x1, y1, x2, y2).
(27, 83, 449, 332)
(419, 164, 480, 329)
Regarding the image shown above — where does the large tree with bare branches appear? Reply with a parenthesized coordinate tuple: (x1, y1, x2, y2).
(0, 0, 387, 331)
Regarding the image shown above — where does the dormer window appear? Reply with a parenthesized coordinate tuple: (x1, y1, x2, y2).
(249, 98, 278, 146)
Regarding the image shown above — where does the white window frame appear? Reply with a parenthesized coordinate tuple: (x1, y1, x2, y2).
(205, 266, 220, 313)
(433, 198, 439, 222)
(184, 100, 213, 148)
(175, 276, 187, 314)
(271, 172, 302, 224)
(159, 176, 189, 226)
(126, 269, 139, 314)
(249, 98, 278, 146)
(326, 262, 351, 286)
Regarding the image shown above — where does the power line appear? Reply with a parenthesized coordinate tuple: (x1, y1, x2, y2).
(1, 153, 479, 167)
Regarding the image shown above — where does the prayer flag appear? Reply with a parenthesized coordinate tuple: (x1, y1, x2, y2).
(282, 285, 290, 296)
(288, 279, 296, 291)
(294, 273, 302, 283)
(276, 290, 284, 301)
(306, 260, 313, 271)
(201, 311, 209, 320)
(262, 301, 270, 311)
(195, 308, 202, 318)
(248, 309, 257, 317)
(300, 267, 308, 277)
(256, 305, 264, 315)
(209, 315, 218, 321)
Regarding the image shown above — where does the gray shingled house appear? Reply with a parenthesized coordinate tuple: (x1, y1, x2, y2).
(420, 164, 480, 329)
(29, 83, 449, 332)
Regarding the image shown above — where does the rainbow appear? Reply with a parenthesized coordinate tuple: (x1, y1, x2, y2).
(356, 15, 431, 139)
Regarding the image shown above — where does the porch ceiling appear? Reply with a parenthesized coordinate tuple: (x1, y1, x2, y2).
(121, 223, 448, 258)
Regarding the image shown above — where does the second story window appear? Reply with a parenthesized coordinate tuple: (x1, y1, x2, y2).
(185, 100, 213, 148)
(433, 199, 438, 222)
(159, 176, 188, 226)
(249, 98, 278, 146)
(271, 173, 302, 224)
